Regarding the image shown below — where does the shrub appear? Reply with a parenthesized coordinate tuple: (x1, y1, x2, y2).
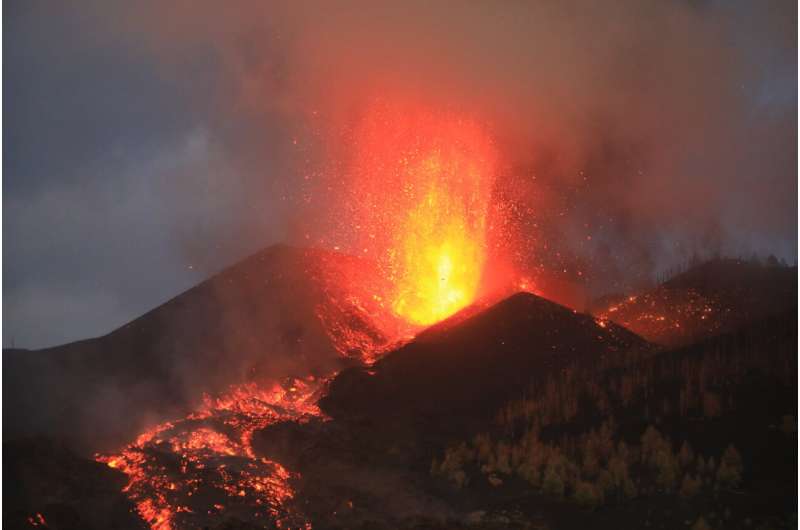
(695, 455, 707, 476)
(716, 445, 743, 489)
(517, 458, 541, 487)
(641, 426, 670, 465)
(596, 469, 615, 499)
(692, 516, 712, 530)
(652, 448, 679, 491)
(607, 455, 629, 488)
(617, 440, 630, 462)
(595, 420, 616, 460)
(542, 457, 566, 498)
(573, 480, 602, 508)
(430, 457, 440, 476)
(452, 469, 468, 489)
(707, 457, 717, 477)
(473, 433, 493, 462)
(434, 443, 475, 488)
(679, 474, 702, 497)
(511, 443, 527, 471)
(678, 441, 695, 469)
(582, 448, 600, 478)
(494, 441, 512, 475)
(621, 476, 638, 500)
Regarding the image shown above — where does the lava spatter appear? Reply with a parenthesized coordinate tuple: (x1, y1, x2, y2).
(342, 101, 497, 326)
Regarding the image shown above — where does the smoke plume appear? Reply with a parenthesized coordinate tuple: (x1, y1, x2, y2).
(112, 0, 797, 295)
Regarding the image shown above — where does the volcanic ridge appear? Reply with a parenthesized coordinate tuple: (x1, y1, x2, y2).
(3, 246, 797, 530)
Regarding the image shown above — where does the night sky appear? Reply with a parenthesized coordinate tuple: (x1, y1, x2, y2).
(4, 1, 797, 348)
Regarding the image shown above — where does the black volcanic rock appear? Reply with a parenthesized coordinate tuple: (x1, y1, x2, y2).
(320, 292, 650, 427)
(3, 245, 390, 452)
(3, 438, 145, 530)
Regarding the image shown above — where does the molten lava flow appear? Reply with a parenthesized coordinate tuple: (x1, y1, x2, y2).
(345, 102, 497, 326)
(96, 378, 321, 530)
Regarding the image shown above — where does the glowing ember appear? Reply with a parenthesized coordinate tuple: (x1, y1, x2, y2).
(596, 288, 722, 346)
(345, 101, 497, 326)
(27, 513, 46, 527)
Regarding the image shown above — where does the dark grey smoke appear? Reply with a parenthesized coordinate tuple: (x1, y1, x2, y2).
(4, 0, 797, 347)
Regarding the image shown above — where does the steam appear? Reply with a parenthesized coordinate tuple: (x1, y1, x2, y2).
(110, 0, 796, 296)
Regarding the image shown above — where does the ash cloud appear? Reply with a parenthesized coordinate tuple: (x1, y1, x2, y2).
(5, 0, 797, 346)
(130, 0, 796, 288)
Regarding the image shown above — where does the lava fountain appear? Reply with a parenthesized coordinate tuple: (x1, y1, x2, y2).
(98, 101, 500, 530)
(344, 101, 497, 325)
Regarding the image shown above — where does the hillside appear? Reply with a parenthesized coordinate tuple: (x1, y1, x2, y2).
(591, 258, 797, 346)
(322, 292, 650, 429)
(252, 301, 797, 530)
(2, 245, 397, 451)
(3, 254, 795, 530)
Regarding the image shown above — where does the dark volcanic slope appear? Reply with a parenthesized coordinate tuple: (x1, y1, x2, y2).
(321, 292, 650, 427)
(592, 258, 797, 346)
(3, 245, 389, 452)
(3, 438, 146, 530)
(250, 293, 652, 528)
(261, 295, 795, 530)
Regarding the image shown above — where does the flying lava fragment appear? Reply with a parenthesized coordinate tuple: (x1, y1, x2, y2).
(346, 101, 497, 326)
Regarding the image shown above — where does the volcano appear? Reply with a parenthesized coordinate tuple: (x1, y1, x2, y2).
(3, 245, 401, 452)
(3, 249, 796, 530)
(321, 292, 650, 426)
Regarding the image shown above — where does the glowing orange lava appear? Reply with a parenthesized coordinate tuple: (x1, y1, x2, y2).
(96, 378, 320, 530)
(346, 101, 497, 326)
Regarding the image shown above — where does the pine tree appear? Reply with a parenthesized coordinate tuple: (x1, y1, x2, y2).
(715, 445, 743, 489)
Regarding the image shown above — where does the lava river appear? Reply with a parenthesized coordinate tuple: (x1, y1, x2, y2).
(96, 378, 323, 530)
